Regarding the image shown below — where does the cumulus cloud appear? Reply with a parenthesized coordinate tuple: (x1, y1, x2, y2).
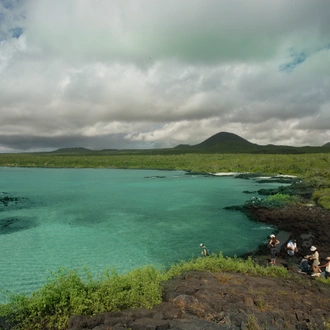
(0, 0, 330, 152)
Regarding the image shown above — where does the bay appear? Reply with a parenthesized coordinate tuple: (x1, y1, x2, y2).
(0, 167, 286, 298)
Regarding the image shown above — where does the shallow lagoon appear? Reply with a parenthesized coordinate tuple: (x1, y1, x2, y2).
(0, 168, 286, 298)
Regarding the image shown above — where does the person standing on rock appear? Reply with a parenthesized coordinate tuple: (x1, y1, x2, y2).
(269, 234, 280, 265)
(200, 243, 211, 257)
(306, 246, 320, 276)
(286, 239, 298, 270)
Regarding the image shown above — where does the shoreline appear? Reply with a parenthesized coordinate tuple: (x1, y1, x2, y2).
(227, 175, 330, 266)
(211, 171, 298, 178)
(244, 204, 330, 264)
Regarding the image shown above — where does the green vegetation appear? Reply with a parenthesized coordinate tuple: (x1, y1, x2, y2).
(246, 314, 264, 330)
(312, 188, 330, 210)
(0, 254, 288, 330)
(0, 152, 330, 175)
(245, 193, 297, 209)
(166, 253, 288, 278)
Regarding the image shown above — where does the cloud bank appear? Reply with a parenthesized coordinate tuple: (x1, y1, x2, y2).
(1, 0, 330, 152)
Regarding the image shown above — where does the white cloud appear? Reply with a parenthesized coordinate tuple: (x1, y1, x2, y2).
(0, 0, 330, 152)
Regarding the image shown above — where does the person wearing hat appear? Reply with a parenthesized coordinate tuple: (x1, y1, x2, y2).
(319, 257, 330, 279)
(306, 246, 320, 276)
(286, 239, 298, 270)
(269, 234, 280, 265)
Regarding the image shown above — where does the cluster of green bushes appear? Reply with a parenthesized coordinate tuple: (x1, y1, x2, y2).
(244, 193, 297, 209)
(312, 189, 330, 210)
(0, 254, 288, 330)
(305, 170, 330, 209)
(0, 153, 330, 177)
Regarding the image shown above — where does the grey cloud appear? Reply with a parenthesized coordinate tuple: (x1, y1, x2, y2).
(0, 0, 330, 152)
(0, 133, 143, 152)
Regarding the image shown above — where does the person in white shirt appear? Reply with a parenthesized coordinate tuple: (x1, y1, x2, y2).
(319, 257, 330, 279)
(306, 246, 320, 276)
(286, 239, 298, 270)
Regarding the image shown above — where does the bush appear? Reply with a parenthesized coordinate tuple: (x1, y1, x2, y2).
(312, 188, 330, 210)
(0, 266, 164, 330)
(165, 253, 288, 279)
(0, 255, 289, 329)
(244, 193, 294, 209)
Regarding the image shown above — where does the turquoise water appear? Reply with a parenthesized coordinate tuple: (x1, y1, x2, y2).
(0, 167, 285, 298)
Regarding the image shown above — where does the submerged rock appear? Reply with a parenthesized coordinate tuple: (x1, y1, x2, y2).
(0, 193, 29, 209)
(0, 216, 37, 235)
(0, 194, 19, 206)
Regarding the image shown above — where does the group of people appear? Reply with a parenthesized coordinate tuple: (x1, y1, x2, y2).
(199, 237, 330, 279)
(269, 234, 330, 278)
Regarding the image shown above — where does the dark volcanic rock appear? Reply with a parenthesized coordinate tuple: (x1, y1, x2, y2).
(0, 193, 29, 207)
(0, 216, 37, 235)
(246, 204, 330, 260)
(0, 194, 19, 206)
(68, 271, 330, 330)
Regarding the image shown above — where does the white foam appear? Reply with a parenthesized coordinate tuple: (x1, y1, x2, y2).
(274, 174, 297, 178)
(211, 172, 242, 176)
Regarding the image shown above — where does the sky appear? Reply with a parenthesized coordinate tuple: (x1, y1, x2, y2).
(0, 0, 330, 152)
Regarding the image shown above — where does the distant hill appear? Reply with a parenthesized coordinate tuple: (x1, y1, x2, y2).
(49, 132, 330, 155)
(174, 132, 330, 154)
(193, 131, 256, 148)
(51, 147, 93, 153)
(174, 132, 259, 153)
(175, 132, 250, 147)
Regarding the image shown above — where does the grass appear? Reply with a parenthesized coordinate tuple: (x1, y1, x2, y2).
(246, 314, 264, 330)
(0, 254, 288, 330)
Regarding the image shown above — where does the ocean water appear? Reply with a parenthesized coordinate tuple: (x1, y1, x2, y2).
(0, 167, 286, 298)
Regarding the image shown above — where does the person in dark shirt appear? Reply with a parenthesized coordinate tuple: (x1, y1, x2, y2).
(269, 234, 280, 265)
(200, 243, 211, 257)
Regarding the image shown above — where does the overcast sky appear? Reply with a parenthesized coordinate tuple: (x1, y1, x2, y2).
(0, 0, 330, 152)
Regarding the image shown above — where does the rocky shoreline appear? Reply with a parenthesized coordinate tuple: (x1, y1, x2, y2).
(67, 180, 330, 330)
(228, 177, 330, 262)
(245, 204, 330, 262)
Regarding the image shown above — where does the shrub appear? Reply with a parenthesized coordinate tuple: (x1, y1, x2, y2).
(164, 253, 288, 279)
(0, 266, 164, 330)
(244, 193, 295, 209)
(0, 255, 289, 329)
(312, 188, 330, 210)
